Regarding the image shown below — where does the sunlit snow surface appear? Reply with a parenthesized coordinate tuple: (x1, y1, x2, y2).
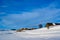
(0, 25, 60, 40)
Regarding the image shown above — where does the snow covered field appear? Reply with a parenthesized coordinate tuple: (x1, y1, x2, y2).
(0, 25, 60, 40)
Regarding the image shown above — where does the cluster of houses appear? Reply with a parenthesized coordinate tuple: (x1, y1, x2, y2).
(2, 23, 59, 31)
(16, 23, 60, 32)
(16, 28, 37, 32)
(45, 23, 60, 29)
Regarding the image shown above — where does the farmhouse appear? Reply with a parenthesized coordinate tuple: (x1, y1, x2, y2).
(45, 23, 60, 29)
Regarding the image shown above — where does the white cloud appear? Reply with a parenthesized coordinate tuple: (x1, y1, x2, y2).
(6, 12, 39, 20)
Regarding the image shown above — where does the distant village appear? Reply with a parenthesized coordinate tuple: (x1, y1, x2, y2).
(10, 23, 60, 32)
(0, 23, 60, 32)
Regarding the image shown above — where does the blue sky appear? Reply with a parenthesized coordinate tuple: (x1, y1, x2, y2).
(0, 0, 60, 29)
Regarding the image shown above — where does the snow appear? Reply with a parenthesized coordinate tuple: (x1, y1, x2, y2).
(0, 25, 60, 40)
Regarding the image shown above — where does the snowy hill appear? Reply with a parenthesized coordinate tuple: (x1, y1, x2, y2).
(0, 25, 60, 40)
(25, 25, 60, 34)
